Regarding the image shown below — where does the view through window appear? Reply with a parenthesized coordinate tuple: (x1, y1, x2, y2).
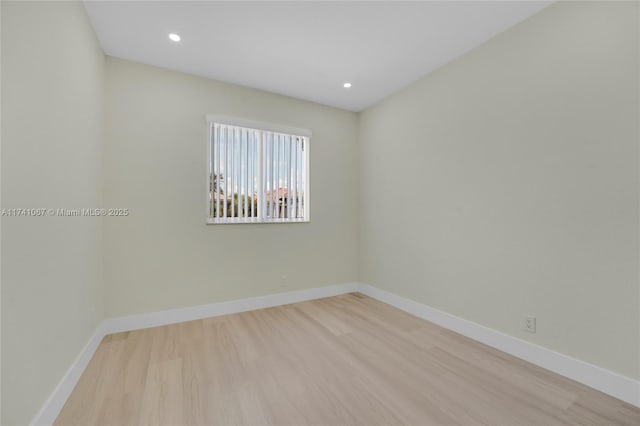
(207, 119, 310, 223)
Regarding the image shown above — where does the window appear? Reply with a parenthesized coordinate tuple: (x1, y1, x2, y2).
(206, 116, 310, 224)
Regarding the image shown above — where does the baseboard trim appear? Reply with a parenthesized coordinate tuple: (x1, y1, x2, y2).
(30, 322, 109, 426)
(31, 280, 639, 425)
(30, 282, 359, 425)
(103, 282, 360, 334)
(358, 282, 640, 408)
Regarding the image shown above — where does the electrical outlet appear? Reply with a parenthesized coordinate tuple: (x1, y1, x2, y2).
(524, 316, 536, 333)
(280, 274, 288, 288)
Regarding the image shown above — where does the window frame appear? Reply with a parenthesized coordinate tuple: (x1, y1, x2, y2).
(205, 115, 311, 225)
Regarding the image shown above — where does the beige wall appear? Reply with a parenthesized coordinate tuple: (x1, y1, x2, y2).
(1, 2, 105, 424)
(359, 1, 639, 379)
(103, 58, 359, 317)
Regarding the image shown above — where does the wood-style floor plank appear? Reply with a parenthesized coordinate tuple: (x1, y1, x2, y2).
(55, 293, 640, 426)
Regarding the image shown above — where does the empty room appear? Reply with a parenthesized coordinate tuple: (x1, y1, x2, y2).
(1, 1, 639, 425)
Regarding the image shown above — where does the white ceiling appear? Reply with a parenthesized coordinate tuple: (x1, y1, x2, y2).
(84, 1, 551, 112)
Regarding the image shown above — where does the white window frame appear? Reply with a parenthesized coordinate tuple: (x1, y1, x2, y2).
(205, 115, 311, 225)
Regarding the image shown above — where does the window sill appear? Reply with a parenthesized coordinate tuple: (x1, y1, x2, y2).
(206, 218, 310, 225)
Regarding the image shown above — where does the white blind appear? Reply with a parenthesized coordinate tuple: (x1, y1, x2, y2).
(209, 122, 308, 223)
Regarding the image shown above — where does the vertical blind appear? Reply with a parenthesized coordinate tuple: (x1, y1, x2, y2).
(208, 122, 309, 223)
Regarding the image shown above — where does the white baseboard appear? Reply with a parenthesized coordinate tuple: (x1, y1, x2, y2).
(30, 322, 109, 426)
(31, 280, 639, 426)
(103, 282, 360, 334)
(358, 282, 640, 408)
(30, 282, 360, 426)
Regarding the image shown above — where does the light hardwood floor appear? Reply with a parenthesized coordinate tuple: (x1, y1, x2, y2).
(56, 293, 640, 425)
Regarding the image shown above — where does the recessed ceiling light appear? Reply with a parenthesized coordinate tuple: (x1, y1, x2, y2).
(343, 82, 352, 88)
(168, 33, 181, 42)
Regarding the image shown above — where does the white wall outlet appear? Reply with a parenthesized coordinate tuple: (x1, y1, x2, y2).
(280, 274, 288, 288)
(524, 316, 536, 333)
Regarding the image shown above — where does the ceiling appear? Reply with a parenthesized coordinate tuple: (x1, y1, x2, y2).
(84, 1, 551, 112)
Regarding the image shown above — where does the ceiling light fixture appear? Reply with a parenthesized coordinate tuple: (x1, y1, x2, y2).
(343, 82, 352, 88)
(168, 33, 181, 42)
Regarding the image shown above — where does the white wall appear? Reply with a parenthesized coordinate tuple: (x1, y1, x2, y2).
(103, 58, 359, 317)
(359, 1, 639, 380)
(1, 2, 105, 424)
